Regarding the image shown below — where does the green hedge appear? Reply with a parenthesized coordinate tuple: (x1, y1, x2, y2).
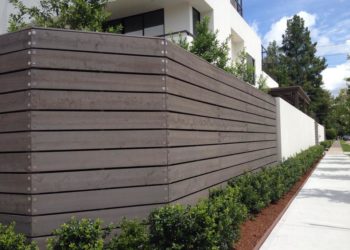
(229, 145, 323, 214)
(3, 145, 324, 250)
(320, 140, 333, 149)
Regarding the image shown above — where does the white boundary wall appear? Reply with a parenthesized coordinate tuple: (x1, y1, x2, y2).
(276, 97, 317, 161)
(317, 123, 325, 143)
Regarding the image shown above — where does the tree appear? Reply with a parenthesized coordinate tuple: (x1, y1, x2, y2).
(264, 15, 329, 123)
(326, 88, 350, 136)
(280, 15, 329, 123)
(8, 0, 120, 33)
(227, 48, 255, 85)
(281, 15, 327, 90)
(189, 17, 230, 70)
(263, 41, 288, 85)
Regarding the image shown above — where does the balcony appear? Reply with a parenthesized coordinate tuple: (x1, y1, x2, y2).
(230, 0, 243, 16)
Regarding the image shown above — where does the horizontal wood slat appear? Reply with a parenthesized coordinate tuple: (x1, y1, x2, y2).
(0, 112, 30, 132)
(0, 50, 31, 73)
(0, 111, 167, 132)
(167, 130, 276, 147)
(31, 49, 164, 74)
(169, 155, 277, 201)
(0, 69, 166, 94)
(0, 148, 167, 173)
(30, 69, 165, 92)
(0, 167, 167, 194)
(0, 185, 167, 215)
(0, 91, 30, 113)
(32, 28, 164, 56)
(0, 29, 31, 54)
(30, 111, 167, 131)
(0, 131, 167, 152)
(168, 113, 275, 133)
(30, 185, 167, 215)
(0, 71, 30, 93)
(167, 94, 276, 122)
(30, 90, 166, 111)
(168, 141, 277, 165)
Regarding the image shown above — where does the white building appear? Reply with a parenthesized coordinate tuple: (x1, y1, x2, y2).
(0, 0, 278, 87)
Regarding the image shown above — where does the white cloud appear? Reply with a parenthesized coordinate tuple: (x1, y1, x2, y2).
(250, 20, 259, 35)
(263, 11, 317, 46)
(315, 33, 350, 57)
(322, 61, 350, 95)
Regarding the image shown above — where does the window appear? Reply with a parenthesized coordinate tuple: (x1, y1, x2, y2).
(144, 10, 164, 36)
(230, 0, 243, 16)
(192, 8, 201, 36)
(106, 9, 165, 37)
(124, 15, 143, 36)
(246, 54, 255, 68)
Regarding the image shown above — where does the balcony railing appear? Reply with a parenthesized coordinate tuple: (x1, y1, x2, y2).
(231, 0, 243, 16)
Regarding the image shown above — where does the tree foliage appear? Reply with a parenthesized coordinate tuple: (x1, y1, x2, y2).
(264, 15, 329, 123)
(188, 16, 230, 70)
(326, 88, 350, 136)
(8, 0, 120, 32)
(226, 48, 256, 85)
(173, 17, 259, 86)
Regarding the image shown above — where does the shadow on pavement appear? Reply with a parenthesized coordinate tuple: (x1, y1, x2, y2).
(316, 167, 350, 172)
(312, 173, 350, 181)
(297, 189, 350, 204)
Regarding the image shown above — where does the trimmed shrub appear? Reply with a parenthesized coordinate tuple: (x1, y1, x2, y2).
(148, 203, 219, 249)
(148, 204, 194, 249)
(208, 186, 248, 249)
(228, 145, 324, 214)
(149, 187, 247, 250)
(105, 219, 149, 250)
(47, 218, 106, 250)
(0, 223, 38, 250)
(228, 170, 271, 214)
(320, 140, 332, 149)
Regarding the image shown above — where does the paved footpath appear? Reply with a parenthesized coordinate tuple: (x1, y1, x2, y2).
(260, 141, 350, 250)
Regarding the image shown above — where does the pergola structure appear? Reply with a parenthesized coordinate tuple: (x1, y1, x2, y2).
(268, 86, 311, 113)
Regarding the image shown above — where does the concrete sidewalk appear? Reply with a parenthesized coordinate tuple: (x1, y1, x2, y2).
(260, 141, 350, 250)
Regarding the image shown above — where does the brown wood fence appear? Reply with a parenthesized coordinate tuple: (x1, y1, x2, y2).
(0, 28, 277, 245)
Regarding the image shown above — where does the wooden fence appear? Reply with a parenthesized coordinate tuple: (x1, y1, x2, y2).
(0, 28, 277, 245)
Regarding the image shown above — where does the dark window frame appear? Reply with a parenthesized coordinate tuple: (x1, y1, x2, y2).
(192, 7, 201, 36)
(106, 9, 165, 36)
(230, 0, 243, 16)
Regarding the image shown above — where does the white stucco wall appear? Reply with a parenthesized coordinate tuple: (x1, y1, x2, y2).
(164, 3, 192, 35)
(204, 0, 262, 79)
(317, 124, 325, 143)
(262, 71, 279, 88)
(276, 98, 317, 161)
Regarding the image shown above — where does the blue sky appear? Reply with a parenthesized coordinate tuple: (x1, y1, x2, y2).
(244, 0, 350, 95)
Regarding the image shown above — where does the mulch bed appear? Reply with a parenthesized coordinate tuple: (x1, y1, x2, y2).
(233, 157, 322, 250)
